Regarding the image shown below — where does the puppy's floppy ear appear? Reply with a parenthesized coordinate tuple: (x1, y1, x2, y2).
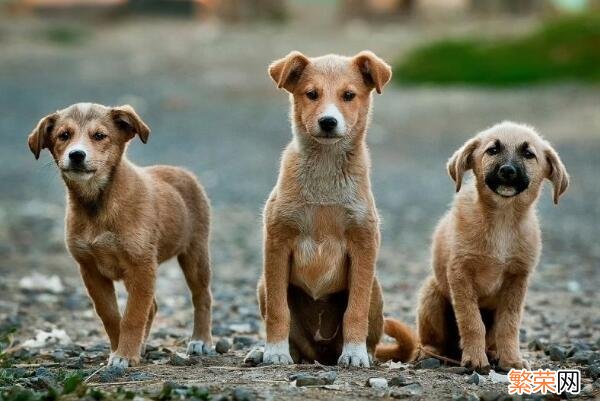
(353, 51, 392, 94)
(110, 105, 150, 144)
(268, 51, 310, 93)
(447, 137, 480, 192)
(28, 112, 58, 160)
(544, 144, 569, 204)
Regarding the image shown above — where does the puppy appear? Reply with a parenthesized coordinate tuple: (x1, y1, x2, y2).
(417, 122, 569, 371)
(27, 103, 213, 367)
(258, 51, 416, 367)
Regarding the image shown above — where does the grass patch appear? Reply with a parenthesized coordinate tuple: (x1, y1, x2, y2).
(40, 25, 90, 46)
(394, 14, 600, 86)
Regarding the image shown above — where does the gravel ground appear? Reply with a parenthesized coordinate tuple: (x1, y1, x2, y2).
(0, 12, 598, 401)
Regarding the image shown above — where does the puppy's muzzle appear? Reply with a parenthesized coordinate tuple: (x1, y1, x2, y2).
(485, 162, 529, 198)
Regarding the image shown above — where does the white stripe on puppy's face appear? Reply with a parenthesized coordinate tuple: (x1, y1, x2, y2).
(320, 103, 346, 135)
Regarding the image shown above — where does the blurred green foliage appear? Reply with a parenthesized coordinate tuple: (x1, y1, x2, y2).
(394, 14, 600, 86)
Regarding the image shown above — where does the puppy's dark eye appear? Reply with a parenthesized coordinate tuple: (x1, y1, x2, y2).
(93, 132, 107, 141)
(306, 90, 318, 101)
(486, 146, 500, 156)
(523, 149, 536, 159)
(343, 91, 356, 102)
(58, 131, 70, 141)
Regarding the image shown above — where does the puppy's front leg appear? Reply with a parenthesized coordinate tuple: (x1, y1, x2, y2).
(79, 262, 121, 352)
(495, 272, 529, 371)
(339, 227, 377, 368)
(448, 262, 490, 371)
(263, 232, 293, 365)
(110, 262, 157, 368)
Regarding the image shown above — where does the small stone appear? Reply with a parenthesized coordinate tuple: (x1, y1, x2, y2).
(51, 349, 66, 361)
(367, 377, 388, 389)
(414, 357, 441, 369)
(452, 392, 479, 401)
(389, 375, 413, 387)
(233, 336, 256, 350)
(146, 350, 169, 360)
(98, 366, 125, 382)
(130, 372, 154, 381)
(528, 338, 548, 351)
(548, 345, 566, 361)
(215, 338, 231, 354)
(232, 388, 256, 401)
(568, 350, 593, 364)
(292, 371, 336, 386)
(444, 366, 471, 375)
(390, 383, 423, 398)
(588, 363, 600, 379)
(479, 390, 502, 401)
(169, 352, 194, 366)
(466, 372, 486, 385)
(243, 348, 263, 367)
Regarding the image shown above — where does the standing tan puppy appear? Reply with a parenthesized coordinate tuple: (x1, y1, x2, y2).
(417, 122, 569, 372)
(28, 103, 213, 368)
(258, 51, 416, 367)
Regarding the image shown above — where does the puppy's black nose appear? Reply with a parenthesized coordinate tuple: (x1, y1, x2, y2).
(498, 164, 517, 181)
(69, 150, 86, 164)
(318, 117, 338, 132)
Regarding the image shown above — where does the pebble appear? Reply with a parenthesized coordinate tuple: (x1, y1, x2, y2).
(243, 348, 263, 367)
(146, 350, 169, 361)
(130, 372, 154, 381)
(452, 392, 479, 401)
(367, 377, 388, 389)
(547, 345, 566, 361)
(169, 353, 195, 366)
(390, 383, 423, 398)
(232, 387, 256, 401)
(233, 336, 256, 349)
(528, 338, 548, 351)
(98, 366, 125, 382)
(589, 362, 600, 379)
(479, 390, 502, 401)
(568, 349, 595, 364)
(466, 372, 486, 385)
(215, 338, 231, 354)
(292, 371, 337, 386)
(389, 375, 413, 387)
(414, 357, 441, 369)
(51, 349, 66, 361)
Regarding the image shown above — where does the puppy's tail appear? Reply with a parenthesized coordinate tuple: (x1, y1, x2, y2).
(375, 318, 417, 362)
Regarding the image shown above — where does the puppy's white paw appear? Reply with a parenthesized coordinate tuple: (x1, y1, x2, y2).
(108, 354, 130, 369)
(338, 342, 370, 368)
(263, 341, 293, 365)
(187, 340, 215, 356)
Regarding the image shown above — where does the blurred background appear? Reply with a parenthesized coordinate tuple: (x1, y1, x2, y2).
(0, 0, 598, 365)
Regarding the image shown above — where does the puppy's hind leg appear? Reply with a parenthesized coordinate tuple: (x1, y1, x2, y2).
(179, 241, 214, 356)
(417, 276, 452, 360)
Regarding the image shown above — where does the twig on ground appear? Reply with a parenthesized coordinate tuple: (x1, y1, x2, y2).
(417, 345, 461, 366)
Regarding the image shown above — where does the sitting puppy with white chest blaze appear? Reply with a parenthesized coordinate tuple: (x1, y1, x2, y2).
(28, 103, 214, 368)
(416, 122, 569, 372)
(258, 51, 417, 368)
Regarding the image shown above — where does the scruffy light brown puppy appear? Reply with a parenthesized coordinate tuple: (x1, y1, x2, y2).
(27, 103, 213, 368)
(417, 122, 569, 372)
(258, 51, 416, 367)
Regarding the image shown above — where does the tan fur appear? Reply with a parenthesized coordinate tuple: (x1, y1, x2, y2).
(259, 51, 414, 366)
(417, 122, 569, 371)
(27, 103, 213, 366)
